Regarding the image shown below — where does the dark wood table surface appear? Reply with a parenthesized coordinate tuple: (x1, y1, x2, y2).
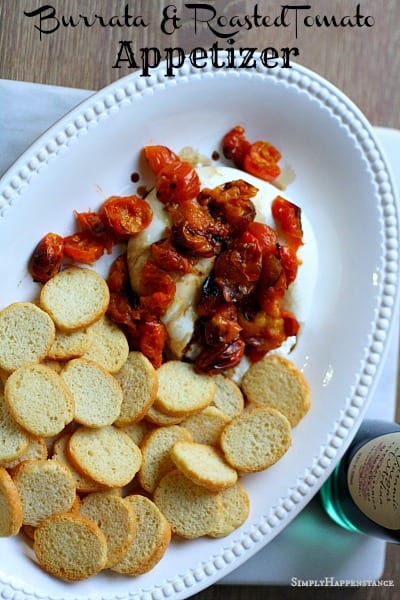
(1, 1, 400, 598)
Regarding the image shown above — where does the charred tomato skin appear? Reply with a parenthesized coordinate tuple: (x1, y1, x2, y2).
(29, 233, 64, 283)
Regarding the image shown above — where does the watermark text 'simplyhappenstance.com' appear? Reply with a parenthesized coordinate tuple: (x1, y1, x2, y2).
(291, 578, 395, 587)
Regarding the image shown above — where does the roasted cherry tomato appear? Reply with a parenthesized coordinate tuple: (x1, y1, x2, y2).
(140, 260, 176, 297)
(279, 245, 299, 286)
(257, 269, 287, 317)
(107, 291, 140, 328)
(63, 231, 105, 264)
(246, 222, 279, 256)
(138, 318, 167, 368)
(156, 161, 201, 205)
(29, 232, 64, 283)
(99, 195, 153, 237)
(282, 309, 300, 337)
(197, 274, 226, 317)
(238, 309, 287, 360)
(144, 145, 180, 174)
(151, 237, 193, 274)
(203, 303, 242, 345)
(243, 140, 281, 183)
(214, 231, 262, 302)
(140, 260, 176, 316)
(107, 253, 130, 294)
(222, 126, 251, 168)
(170, 199, 227, 258)
(271, 195, 303, 250)
(198, 180, 257, 235)
(74, 210, 114, 253)
(259, 254, 283, 289)
(195, 338, 245, 373)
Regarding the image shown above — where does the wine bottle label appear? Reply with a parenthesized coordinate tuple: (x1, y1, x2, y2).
(347, 433, 400, 529)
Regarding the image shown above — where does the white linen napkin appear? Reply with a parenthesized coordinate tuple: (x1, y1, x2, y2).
(0, 79, 92, 177)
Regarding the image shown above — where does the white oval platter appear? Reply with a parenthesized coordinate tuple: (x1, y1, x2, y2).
(0, 57, 399, 600)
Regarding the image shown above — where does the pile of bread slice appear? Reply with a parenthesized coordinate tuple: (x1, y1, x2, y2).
(0, 266, 310, 582)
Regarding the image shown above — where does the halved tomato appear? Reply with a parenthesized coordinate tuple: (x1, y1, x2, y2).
(99, 195, 153, 237)
(144, 145, 180, 174)
(243, 140, 281, 182)
(63, 231, 104, 264)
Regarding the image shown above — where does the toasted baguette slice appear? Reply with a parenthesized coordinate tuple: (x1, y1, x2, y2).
(79, 491, 137, 568)
(60, 358, 123, 428)
(40, 266, 109, 332)
(144, 403, 184, 426)
(154, 469, 222, 539)
(68, 425, 142, 487)
(220, 407, 292, 472)
(52, 434, 106, 493)
(47, 326, 94, 361)
(0, 302, 55, 373)
(82, 315, 129, 373)
(155, 361, 215, 417)
(114, 351, 158, 427)
(208, 480, 250, 538)
(0, 467, 23, 536)
(241, 354, 311, 427)
(33, 513, 107, 581)
(13, 458, 76, 527)
(138, 425, 192, 493)
(40, 359, 64, 373)
(119, 421, 153, 446)
(181, 406, 229, 447)
(5, 364, 74, 438)
(0, 391, 29, 465)
(212, 374, 244, 419)
(111, 494, 171, 575)
(170, 441, 238, 492)
(2, 433, 47, 472)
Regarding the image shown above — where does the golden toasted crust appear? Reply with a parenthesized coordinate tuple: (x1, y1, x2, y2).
(82, 315, 129, 373)
(220, 407, 292, 472)
(68, 425, 142, 487)
(52, 434, 106, 493)
(47, 326, 94, 361)
(170, 441, 238, 492)
(0, 391, 30, 465)
(0, 467, 23, 536)
(2, 434, 47, 472)
(60, 358, 123, 428)
(5, 364, 74, 438)
(153, 469, 222, 539)
(111, 494, 171, 575)
(208, 481, 250, 538)
(241, 354, 311, 427)
(0, 302, 55, 373)
(33, 513, 107, 581)
(79, 491, 137, 568)
(138, 425, 192, 493)
(144, 403, 184, 426)
(154, 360, 216, 417)
(40, 266, 109, 332)
(211, 374, 244, 419)
(13, 458, 76, 527)
(181, 406, 229, 447)
(113, 351, 158, 427)
(119, 421, 153, 446)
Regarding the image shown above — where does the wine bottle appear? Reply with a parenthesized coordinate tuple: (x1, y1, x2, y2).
(320, 420, 400, 542)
